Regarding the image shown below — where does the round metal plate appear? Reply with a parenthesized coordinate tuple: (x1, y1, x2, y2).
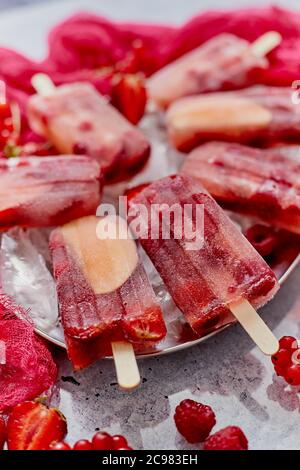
(35, 252, 300, 359)
(30, 112, 300, 360)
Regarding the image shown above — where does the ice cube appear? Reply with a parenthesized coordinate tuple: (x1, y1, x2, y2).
(0, 228, 59, 331)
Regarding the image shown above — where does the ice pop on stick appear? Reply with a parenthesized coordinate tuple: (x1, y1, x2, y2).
(148, 32, 281, 108)
(0, 155, 101, 230)
(127, 175, 279, 355)
(181, 141, 300, 235)
(28, 74, 150, 182)
(166, 86, 300, 151)
(50, 215, 166, 389)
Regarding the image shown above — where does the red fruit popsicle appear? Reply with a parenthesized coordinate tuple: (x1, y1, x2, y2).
(166, 86, 300, 152)
(181, 141, 300, 235)
(127, 175, 279, 344)
(148, 32, 275, 109)
(28, 80, 150, 182)
(0, 155, 101, 231)
(50, 215, 166, 371)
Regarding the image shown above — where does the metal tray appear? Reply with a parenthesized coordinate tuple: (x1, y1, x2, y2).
(30, 114, 300, 359)
(35, 250, 300, 359)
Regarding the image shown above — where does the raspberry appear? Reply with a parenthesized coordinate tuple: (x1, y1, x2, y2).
(174, 399, 216, 443)
(271, 348, 292, 367)
(279, 336, 298, 351)
(204, 426, 248, 451)
(284, 364, 300, 386)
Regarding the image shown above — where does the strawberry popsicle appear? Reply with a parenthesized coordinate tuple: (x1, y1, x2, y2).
(148, 33, 270, 109)
(166, 86, 300, 151)
(181, 141, 300, 235)
(0, 155, 101, 230)
(50, 215, 166, 369)
(27, 82, 150, 182)
(127, 175, 279, 338)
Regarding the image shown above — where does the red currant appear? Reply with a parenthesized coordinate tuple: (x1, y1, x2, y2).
(49, 441, 71, 450)
(112, 435, 128, 449)
(274, 364, 285, 377)
(279, 336, 298, 351)
(291, 348, 300, 365)
(271, 348, 292, 367)
(284, 364, 300, 386)
(117, 446, 133, 450)
(73, 439, 93, 450)
(92, 432, 113, 450)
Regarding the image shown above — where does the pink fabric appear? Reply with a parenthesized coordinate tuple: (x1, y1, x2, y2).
(0, 6, 299, 138)
(0, 294, 57, 412)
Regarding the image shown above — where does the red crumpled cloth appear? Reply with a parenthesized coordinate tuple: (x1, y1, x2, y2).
(1, 6, 300, 141)
(0, 294, 57, 412)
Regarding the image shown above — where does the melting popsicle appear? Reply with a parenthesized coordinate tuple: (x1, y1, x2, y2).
(166, 86, 300, 151)
(0, 155, 101, 230)
(148, 32, 281, 108)
(50, 215, 166, 385)
(181, 141, 300, 235)
(28, 76, 150, 182)
(127, 174, 279, 355)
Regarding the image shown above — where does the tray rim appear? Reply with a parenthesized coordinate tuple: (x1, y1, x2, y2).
(35, 252, 300, 359)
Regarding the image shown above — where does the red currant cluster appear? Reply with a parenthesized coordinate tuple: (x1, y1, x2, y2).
(174, 399, 248, 450)
(50, 432, 132, 451)
(272, 336, 300, 385)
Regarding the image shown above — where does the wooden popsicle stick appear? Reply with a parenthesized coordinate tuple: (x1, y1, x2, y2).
(250, 31, 282, 57)
(31, 73, 141, 391)
(112, 341, 141, 391)
(229, 298, 279, 356)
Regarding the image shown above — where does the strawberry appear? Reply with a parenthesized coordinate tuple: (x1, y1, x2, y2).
(111, 73, 147, 124)
(7, 401, 67, 450)
(0, 416, 6, 449)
